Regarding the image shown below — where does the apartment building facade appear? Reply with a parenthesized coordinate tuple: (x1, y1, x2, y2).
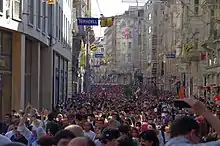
(0, 0, 72, 117)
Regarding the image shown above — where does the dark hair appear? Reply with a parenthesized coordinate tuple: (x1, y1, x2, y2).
(76, 114, 83, 121)
(86, 137, 96, 146)
(54, 129, 75, 144)
(115, 135, 133, 146)
(37, 135, 54, 146)
(170, 116, 199, 138)
(119, 125, 130, 135)
(140, 130, 159, 146)
(47, 113, 54, 121)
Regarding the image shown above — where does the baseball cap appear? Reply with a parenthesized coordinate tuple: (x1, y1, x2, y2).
(99, 128, 120, 143)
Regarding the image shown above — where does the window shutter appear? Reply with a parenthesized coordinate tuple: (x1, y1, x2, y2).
(12, 0, 21, 20)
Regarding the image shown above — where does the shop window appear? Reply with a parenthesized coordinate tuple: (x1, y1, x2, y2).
(0, 1, 3, 13)
(2, 32, 12, 55)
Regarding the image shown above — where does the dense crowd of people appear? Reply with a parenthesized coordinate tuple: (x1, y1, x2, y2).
(0, 85, 220, 146)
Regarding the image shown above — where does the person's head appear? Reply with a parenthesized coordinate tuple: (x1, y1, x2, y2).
(95, 119, 105, 129)
(4, 114, 11, 123)
(108, 119, 119, 129)
(130, 127, 139, 138)
(118, 125, 130, 135)
(54, 130, 75, 146)
(30, 113, 38, 121)
(170, 116, 200, 144)
(115, 135, 133, 146)
(37, 135, 54, 146)
(57, 114, 63, 121)
(140, 130, 159, 146)
(100, 128, 121, 146)
(48, 112, 55, 121)
(68, 137, 95, 146)
(83, 122, 92, 132)
(65, 125, 84, 137)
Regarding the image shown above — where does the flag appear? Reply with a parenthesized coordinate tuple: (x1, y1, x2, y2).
(79, 40, 85, 68)
(182, 43, 194, 57)
(200, 52, 207, 60)
(103, 54, 109, 62)
(48, 0, 55, 4)
(90, 44, 97, 51)
(185, 43, 193, 52)
(178, 87, 185, 99)
(181, 45, 186, 57)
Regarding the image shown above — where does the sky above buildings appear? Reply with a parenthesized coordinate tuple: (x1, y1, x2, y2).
(91, 0, 144, 37)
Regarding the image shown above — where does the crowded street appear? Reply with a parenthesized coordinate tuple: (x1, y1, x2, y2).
(0, 84, 220, 146)
(1, 0, 220, 145)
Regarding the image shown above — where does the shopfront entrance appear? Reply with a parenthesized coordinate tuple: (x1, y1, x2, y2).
(0, 30, 12, 118)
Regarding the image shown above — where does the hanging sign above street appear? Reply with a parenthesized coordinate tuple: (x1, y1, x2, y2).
(95, 54, 104, 58)
(77, 18, 99, 26)
(92, 65, 99, 68)
(167, 54, 176, 58)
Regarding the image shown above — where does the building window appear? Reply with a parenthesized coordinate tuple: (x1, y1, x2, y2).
(42, 2, 46, 33)
(0, 1, 3, 13)
(59, 6, 61, 41)
(64, 60, 68, 101)
(128, 42, 132, 48)
(48, 5, 52, 35)
(55, 54, 60, 105)
(56, 2, 59, 38)
(66, 18, 68, 45)
(60, 58, 64, 102)
(12, 0, 22, 20)
(148, 26, 152, 33)
(37, 0, 41, 29)
(148, 13, 152, 20)
(0, 31, 12, 71)
(211, 9, 214, 17)
(61, 10, 63, 43)
(28, 0, 34, 25)
(64, 15, 66, 44)
(25, 39, 32, 104)
(194, 0, 199, 15)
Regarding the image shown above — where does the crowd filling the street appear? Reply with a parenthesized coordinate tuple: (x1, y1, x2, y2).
(0, 85, 220, 146)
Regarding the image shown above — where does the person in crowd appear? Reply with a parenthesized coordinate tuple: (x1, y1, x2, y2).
(0, 134, 11, 145)
(46, 112, 60, 136)
(0, 114, 12, 134)
(84, 122, 96, 140)
(54, 129, 76, 146)
(65, 125, 84, 137)
(37, 135, 54, 146)
(5, 123, 28, 145)
(99, 128, 121, 146)
(115, 135, 133, 146)
(68, 137, 96, 146)
(17, 104, 46, 146)
(140, 130, 160, 146)
(166, 98, 220, 146)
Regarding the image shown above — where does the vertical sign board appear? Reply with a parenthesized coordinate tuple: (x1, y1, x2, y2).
(77, 18, 99, 26)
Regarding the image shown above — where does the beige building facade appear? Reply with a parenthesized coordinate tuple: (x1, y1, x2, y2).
(154, 0, 220, 97)
(0, 0, 72, 117)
